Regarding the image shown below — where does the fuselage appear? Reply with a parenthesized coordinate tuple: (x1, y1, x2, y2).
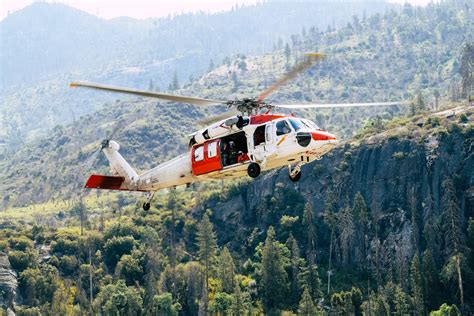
(130, 113, 337, 191)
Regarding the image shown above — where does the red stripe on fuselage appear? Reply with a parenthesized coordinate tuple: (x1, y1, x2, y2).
(250, 114, 289, 125)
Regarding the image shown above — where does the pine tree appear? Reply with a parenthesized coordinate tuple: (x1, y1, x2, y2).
(208, 59, 215, 72)
(302, 203, 317, 265)
(284, 43, 291, 64)
(323, 193, 338, 294)
(394, 285, 411, 316)
(409, 188, 420, 254)
(217, 247, 235, 294)
(353, 192, 368, 267)
(339, 206, 355, 265)
(171, 71, 180, 91)
(299, 264, 323, 303)
(460, 42, 473, 99)
(286, 233, 302, 308)
(410, 254, 424, 315)
(261, 226, 289, 314)
(148, 79, 154, 91)
(415, 91, 426, 112)
(231, 283, 250, 316)
(298, 287, 318, 315)
(196, 213, 217, 313)
(441, 179, 465, 306)
(422, 249, 440, 312)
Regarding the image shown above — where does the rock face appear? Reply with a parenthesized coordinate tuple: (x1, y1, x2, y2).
(0, 252, 17, 314)
(205, 119, 473, 258)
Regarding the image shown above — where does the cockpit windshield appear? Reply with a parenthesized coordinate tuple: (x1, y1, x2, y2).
(301, 119, 319, 130)
(288, 118, 306, 131)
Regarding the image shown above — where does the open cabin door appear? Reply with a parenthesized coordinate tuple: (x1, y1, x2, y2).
(191, 139, 223, 175)
(250, 123, 274, 162)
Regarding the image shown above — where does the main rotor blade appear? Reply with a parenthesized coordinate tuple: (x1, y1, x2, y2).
(197, 110, 240, 126)
(257, 53, 325, 102)
(70, 81, 226, 106)
(274, 101, 409, 109)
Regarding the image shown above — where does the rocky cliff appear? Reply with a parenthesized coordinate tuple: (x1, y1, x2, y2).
(0, 252, 17, 315)
(205, 107, 473, 264)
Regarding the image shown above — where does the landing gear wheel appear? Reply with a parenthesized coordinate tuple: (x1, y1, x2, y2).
(142, 202, 151, 211)
(247, 163, 261, 178)
(289, 171, 302, 182)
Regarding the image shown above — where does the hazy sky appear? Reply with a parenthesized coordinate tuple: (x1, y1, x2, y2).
(0, 0, 436, 21)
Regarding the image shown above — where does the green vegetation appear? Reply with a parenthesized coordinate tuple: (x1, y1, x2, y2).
(1, 1, 474, 315)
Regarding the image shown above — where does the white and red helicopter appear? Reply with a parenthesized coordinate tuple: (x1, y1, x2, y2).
(71, 54, 404, 210)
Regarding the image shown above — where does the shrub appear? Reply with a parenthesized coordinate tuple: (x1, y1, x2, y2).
(8, 250, 37, 272)
(392, 152, 406, 160)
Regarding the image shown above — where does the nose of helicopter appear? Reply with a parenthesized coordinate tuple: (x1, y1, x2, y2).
(311, 130, 337, 141)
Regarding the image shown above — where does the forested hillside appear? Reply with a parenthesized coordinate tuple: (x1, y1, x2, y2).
(1, 1, 473, 315)
(1, 0, 472, 207)
(1, 105, 472, 315)
(0, 0, 394, 142)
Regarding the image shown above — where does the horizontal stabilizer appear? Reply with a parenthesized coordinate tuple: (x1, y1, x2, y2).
(84, 174, 125, 190)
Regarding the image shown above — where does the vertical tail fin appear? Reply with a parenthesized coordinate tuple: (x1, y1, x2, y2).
(102, 140, 138, 182)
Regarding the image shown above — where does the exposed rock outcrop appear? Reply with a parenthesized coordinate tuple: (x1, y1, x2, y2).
(0, 252, 17, 315)
(205, 109, 473, 262)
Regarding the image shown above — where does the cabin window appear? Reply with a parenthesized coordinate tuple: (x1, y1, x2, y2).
(276, 120, 291, 136)
(265, 124, 272, 143)
(254, 125, 266, 146)
(194, 146, 204, 161)
(207, 141, 218, 158)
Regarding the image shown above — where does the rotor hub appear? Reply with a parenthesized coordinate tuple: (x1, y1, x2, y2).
(226, 98, 273, 115)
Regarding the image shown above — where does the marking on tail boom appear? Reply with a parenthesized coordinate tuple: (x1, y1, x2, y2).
(84, 174, 125, 190)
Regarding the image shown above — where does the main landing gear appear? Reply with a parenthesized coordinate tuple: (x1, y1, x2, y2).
(247, 162, 261, 178)
(142, 192, 155, 211)
(288, 164, 302, 182)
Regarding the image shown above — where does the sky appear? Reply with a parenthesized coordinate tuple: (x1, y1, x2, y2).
(0, 0, 437, 21)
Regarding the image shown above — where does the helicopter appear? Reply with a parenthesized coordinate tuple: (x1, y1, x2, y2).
(71, 53, 405, 210)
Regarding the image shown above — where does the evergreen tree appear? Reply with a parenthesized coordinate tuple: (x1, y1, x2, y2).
(148, 79, 154, 91)
(196, 213, 217, 313)
(299, 264, 323, 303)
(339, 206, 355, 265)
(298, 287, 319, 315)
(260, 226, 289, 314)
(284, 43, 291, 64)
(415, 91, 426, 112)
(217, 247, 235, 293)
(324, 192, 338, 294)
(353, 192, 368, 267)
(440, 179, 465, 306)
(394, 285, 411, 316)
(422, 249, 441, 312)
(302, 203, 317, 264)
(286, 233, 302, 308)
(171, 71, 180, 91)
(231, 283, 250, 316)
(460, 42, 473, 99)
(410, 254, 424, 316)
(208, 59, 215, 72)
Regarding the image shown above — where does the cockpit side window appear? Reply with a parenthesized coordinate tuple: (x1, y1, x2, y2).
(276, 120, 292, 136)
